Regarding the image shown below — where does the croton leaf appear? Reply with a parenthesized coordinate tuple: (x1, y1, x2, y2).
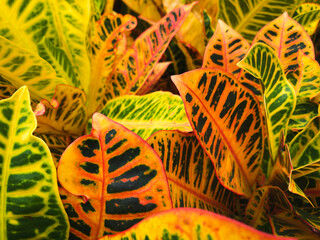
(238, 43, 296, 161)
(0, 36, 67, 101)
(96, 91, 191, 140)
(203, 20, 249, 78)
(101, 208, 296, 240)
(0, 86, 69, 239)
(57, 113, 172, 237)
(218, 0, 298, 42)
(304, 177, 320, 206)
(0, 85, 18, 100)
(293, 3, 320, 36)
(252, 12, 314, 74)
(290, 116, 320, 179)
(203, 10, 214, 45)
(294, 207, 320, 232)
(122, 0, 162, 22)
(288, 101, 319, 130)
(147, 130, 237, 216)
(172, 69, 264, 197)
(103, 3, 196, 104)
(87, 13, 137, 115)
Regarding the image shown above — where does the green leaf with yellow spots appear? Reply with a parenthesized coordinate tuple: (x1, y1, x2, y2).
(172, 69, 264, 197)
(0, 36, 67, 102)
(147, 130, 237, 216)
(0, 86, 69, 239)
(218, 0, 299, 42)
(238, 43, 296, 161)
(293, 3, 320, 36)
(102, 3, 196, 105)
(100, 208, 296, 240)
(57, 113, 172, 237)
(95, 91, 191, 140)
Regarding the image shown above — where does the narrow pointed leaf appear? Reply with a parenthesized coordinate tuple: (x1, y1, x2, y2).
(0, 86, 69, 239)
(294, 207, 320, 232)
(103, 3, 195, 103)
(101, 208, 296, 240)
(172, 69, 264, 197)
(238, 43, 296, 161)
(147, 130, 237, 216)
(58, 113, 172, 237)
(218, 0, 298, 42)
(203, 20, 250, 77)
(293, 3, 320, 36)
(0, 36, 67, 101)
(96, 92, 192, 140)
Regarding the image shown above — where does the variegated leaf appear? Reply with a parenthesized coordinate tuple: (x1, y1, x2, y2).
(218, 0, 298, 42)
(238, 43, 296, 161)
(304, 177, 320, 206)
(290, 116, 320, 179)
(87, 13, 137, 115)
(294, 207, 320, 232)
(58, 113, 172, 237)
(252, 12, 314, 74)
(101, 208, 296, 240)
(203, 10, 214, 45)
(0, 86, 69, 239)
(0, 36, 67, 101)
(293, 3, 320, 36)
(203, 20, 250, 77)
(288, 101, 319, 130)
(0, 85, 17, 100)
(147, 130, 237, 216)
(36, 85, 87, 136)
(96, 91, 192, 140)
(122, 0, 162, 22)
(172, 69, 264, 197)
(103, 3, 195, 104)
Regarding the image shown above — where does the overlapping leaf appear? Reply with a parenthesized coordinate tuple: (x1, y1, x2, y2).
(58, 113, 172, 237)
(103, 3, 196, 104)
(218, 0, 298, 42)
(238, 43, 296, 161)
(147, 130, 237, 216)
(101, 208, 295, 240)
(304, 178, 320, 206)
(293, 3, 320, 35)
(0, 86, 69, 239)
(288, 101, 319, 130)
(172, 69, 264, 197)
(122, 0, 162, 22)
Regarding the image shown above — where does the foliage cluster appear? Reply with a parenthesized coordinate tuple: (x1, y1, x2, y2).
(1, 0, 320, 239)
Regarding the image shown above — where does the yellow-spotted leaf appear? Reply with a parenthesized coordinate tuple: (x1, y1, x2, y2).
(122, 0, 162, 22)
(288, 101, 319, 130)
(203, 10, 214, 45)
(103, 3, 195, 104)
(0, 36, 67, 101)
(0, 86, 69, 239)
(101, 208, 296, 240)
(87, 13, 137, 115)
(97, 92, 192, 140)
(252, 13, 314, 74)
(269, 211, 320, 239)
(238, 43, 296, 161)
(57, 113, 172, 237)
(172, 69, 264, 197)
(293, 3, 320, 36)
(36, 85, 87, 136)
(290, 116, 320, 179)
(203, 20, 250, 77)
(147, 130, 237, 216)
(218, 0, 298, 42)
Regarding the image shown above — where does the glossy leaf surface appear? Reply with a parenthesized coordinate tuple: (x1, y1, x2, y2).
(58, 113, 172, 237)
(101, 208, 296, 240)
(0, 86, 69, 239)
(238, 43, 296, 161)
(147, 130, 237, 216)
(103, 3, 195, 104)
(172, 69, 264, 197)
(293, 3, 320, 35)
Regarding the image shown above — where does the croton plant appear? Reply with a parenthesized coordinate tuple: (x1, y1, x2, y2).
(1, 0, 320, 239)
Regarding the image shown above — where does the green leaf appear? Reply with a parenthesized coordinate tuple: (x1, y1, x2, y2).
(58, 113, 172, 237)
(238, 43, 296, 161)
(293, 3, 320, 36)
(96, 91, 192, 140)
(147, 130, 237, 216)
(288, 101, 319, 130)
(0, 86, 69, 239)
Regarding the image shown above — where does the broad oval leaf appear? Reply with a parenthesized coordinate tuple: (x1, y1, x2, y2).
(96, 91, 192, 140)
(0, 86, 69, 239)
(101, 208, 296, 240)
(238, 43, 296, 161)
(172, 69, 264, 197)
(147, 130, 237, 216)
(203, 20, 250, 77)
(293, 3, 320, 36)
(103, 3, 196, 104)
(57, 113, 172, 237)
